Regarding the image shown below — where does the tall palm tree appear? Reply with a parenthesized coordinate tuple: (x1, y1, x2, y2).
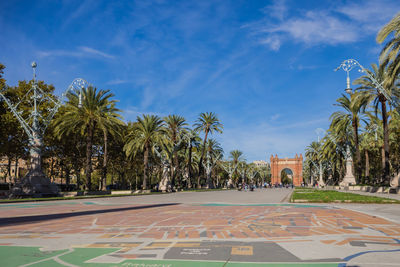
(330, 93, 368, 182)
(229, 149, 244, 182)
(203, 138, 223, 188)
(54, 86, 116, 190)
(183, 129, 201, 188)
(97, 102, 125, 190)
(354, 64, 392, 183)
(193, 112, 223, 188)
(377, 12, 400, 88)
(229, 150, 244, 166)
(163, 115, 187, 187)
(124, 114, 164, 190)
(305, 141, 321, 184)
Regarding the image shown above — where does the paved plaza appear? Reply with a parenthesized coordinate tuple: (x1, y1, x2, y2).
(0, 189, 400, 266)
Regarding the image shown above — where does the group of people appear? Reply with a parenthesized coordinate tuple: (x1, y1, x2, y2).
(237, 183, 256, 191)
(236, 182, 295, 191)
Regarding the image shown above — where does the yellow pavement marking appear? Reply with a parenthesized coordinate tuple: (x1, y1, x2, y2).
(231, 246, 253, 255)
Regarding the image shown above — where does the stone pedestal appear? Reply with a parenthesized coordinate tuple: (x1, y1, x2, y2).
(9, 169, 59, 198)
(340, 157, 356, 186)
(390, 172, 400, 188)
(9, 137, 59, 198)
(227, 178, 234, 188)
(318, 164, 325, 187)
(159, 165, 171, 192)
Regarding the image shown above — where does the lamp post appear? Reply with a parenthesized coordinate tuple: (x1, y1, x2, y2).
(334, 59, 369, 187)
(0, 62, 90, 197)
(316, 128, 325, 187)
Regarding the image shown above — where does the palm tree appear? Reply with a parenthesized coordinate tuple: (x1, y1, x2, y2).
(330, 93, 368, 182)
(97, 102, 124, 190)
(193, 112, 223, 188)
(203, 138, 223, 188)
(183, 129, 200, 188)
(124, 114, 164, 190)
(377, 12, 400, 88)
(163, 115, 187, 188)
(354, 63, 393, 183)
(229, 150, 244, 166)
(54, 86, 116, 190)
(305, 141, 321, 184)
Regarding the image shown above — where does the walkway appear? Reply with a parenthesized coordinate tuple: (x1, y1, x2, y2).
(0, 189, 399, 267)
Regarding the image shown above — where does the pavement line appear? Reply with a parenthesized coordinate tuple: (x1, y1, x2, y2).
(20, 248, 76, 267)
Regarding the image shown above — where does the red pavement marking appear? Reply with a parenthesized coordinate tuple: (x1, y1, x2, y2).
(1, 203, 399, 248)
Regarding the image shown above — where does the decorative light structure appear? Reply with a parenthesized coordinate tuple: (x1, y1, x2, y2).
(315, 128, 325, 187)
(334, 59, 388, 187)
(0, 62, 90, 197)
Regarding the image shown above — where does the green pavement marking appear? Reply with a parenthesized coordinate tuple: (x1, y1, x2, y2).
(59, 247, 119, 266)
(29, 259, 66, 267)
(200, 203, 323, 208)
(107, 260, 338, 267)
(0, 246, 340, 267)
(0, 246, 68, 267)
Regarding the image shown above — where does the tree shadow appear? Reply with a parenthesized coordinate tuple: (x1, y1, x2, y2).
(0, 203, 180, 227)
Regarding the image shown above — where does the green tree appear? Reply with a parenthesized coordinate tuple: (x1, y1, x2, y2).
(354, 64, 393, 183)
(163, 115, 187, 188)
(53, 86, 117, 190)
(193, 112, 223, 188)
(97, 101, 124, 190)
(305, 141, 321, 184)
(183, 129, 201, 188)
(377, 12, 400, 88)
(330, 93, 368, 182)
(124, 115, 164, 190)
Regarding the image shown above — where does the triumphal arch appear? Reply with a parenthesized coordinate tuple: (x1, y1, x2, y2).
(270, 154, 303, 186)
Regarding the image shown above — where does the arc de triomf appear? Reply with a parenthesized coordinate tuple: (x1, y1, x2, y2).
(270, 154, 303, 186)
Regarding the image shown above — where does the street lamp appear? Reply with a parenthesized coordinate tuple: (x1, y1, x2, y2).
(0, 62, 90, 197)
(334, 59, 369, 187)
(316, 128, 325, 187)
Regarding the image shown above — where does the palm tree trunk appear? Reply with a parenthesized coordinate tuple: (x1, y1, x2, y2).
(187, 143, 192, 188)
(352, 119, 361, 183)
(85, 124, 94, 191)
(381, 146, 385, 183)
(101, 129, 108, 191)
(143, 143, 149, 190)
(7, 157, 11, 183)
(14, 156, 18, 179)
(66, 168, 70, 187)
(197, 130, 209, 188)
(365, 150, 370, 183)
(73, 161, 81, 190)
(381, 99, 390, 183)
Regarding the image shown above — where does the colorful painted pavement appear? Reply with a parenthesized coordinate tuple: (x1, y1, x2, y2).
(0, 201, 399, 266)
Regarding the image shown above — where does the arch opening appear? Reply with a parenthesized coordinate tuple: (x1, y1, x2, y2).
(280, 168, 293, 185)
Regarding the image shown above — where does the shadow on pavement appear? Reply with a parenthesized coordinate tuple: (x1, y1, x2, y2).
(0, 203, 180, 226)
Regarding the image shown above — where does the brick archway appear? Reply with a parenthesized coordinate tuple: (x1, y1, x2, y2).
(270, 154, 303, 186)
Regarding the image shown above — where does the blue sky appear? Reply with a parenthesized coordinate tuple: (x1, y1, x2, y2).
(0, 0, 399, 162)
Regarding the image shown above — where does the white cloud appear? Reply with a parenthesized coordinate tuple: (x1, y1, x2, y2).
(79, 46, 114, 59)
(270, 113, 281, 121)
(107, 79, 130, 85)
(265, 11, 359, 48)
(37, 46, 114, 59)
(263, 0, 288, 21)
(250, 0, 399, 51)
(260, 35, 281, 51)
